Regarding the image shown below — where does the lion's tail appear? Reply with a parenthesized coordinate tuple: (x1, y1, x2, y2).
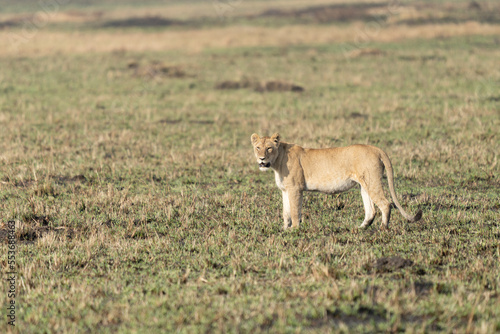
(379, 150, 422, 222)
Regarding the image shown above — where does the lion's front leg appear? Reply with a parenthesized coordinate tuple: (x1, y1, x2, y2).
(285, 188, 303, 229)
(282, 190, 292, 229)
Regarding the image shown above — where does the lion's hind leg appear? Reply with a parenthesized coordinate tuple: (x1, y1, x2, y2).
(369, 189, 391, 229)
(359, 186, 376, 228)
(358, 175, 391, 229)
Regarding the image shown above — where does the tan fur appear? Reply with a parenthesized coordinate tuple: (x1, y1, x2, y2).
(251, 133, 422, 229)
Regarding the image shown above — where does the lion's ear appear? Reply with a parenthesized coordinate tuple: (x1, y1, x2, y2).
(271, 133, 280, 144)
(251, 133, 260, 145)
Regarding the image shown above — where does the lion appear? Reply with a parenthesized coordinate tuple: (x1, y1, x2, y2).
(251, 133, 422, 229)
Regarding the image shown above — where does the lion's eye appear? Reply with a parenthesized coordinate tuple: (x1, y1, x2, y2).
(267, 148, 272, 152)
(256, 147, 261, 151)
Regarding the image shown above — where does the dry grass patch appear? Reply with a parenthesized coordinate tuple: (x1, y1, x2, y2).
(0, 2, 499, 332)
(2, 22, 500, 57)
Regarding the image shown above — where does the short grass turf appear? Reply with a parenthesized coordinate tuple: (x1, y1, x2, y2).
(0, 1, 499, 333)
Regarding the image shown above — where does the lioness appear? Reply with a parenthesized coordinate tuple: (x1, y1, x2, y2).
(251, 133, 422, 229)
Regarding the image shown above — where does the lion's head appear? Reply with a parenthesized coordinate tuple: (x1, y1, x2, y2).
(251, 133, 281, 171)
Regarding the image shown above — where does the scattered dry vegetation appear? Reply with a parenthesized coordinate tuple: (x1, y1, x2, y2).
(0, 0, 499, 333)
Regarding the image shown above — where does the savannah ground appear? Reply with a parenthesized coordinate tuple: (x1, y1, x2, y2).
(0, 0, 499, 332)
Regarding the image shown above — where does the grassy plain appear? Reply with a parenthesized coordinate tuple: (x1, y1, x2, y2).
(0, 0, 499, 332)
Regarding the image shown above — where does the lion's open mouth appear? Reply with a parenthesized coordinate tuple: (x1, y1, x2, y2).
(259, 162, 271, 168)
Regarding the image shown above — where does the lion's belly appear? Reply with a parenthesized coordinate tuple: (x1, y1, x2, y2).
(305, 178, 357, 194)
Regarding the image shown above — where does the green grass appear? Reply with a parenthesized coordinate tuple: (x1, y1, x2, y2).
(1, 1, 500, 333)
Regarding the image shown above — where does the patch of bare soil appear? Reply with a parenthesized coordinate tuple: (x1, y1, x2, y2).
(2, 174, 86, 189)
(101, 16, 181, 28)
(51, 174, 87, 185)
(411, 281, 434, 295)
(214, 78, 254, 90)
(215, 78, 304, 92)
(321, 305, 389, 327)
(0, 216, 75, 244)
(0, 18, 21, 29)
(371, 256, 413, 273)
(349, 48, 386, 57)
(256, 80, 305, 92)
(398, 54, 446, 62)
(255, 2, 388, 23)
(128, 61, 190, 79)
(401, 1, 500, 25)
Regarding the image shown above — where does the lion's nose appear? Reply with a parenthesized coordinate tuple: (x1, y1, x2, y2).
(259, 157, 265, 161)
